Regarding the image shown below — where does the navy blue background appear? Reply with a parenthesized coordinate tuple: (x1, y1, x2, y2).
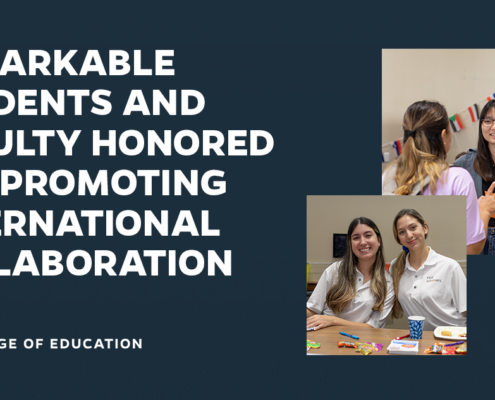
(0, 3, 489, 400)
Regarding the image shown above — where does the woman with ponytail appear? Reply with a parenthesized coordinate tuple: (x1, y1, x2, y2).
(382, 100, 495, 255)
(454, 100, 495, 255)
(306, 217, 394, 330)
(390, 209, 466, 331)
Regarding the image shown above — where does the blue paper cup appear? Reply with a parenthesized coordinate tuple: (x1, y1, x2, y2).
(408, 316, 425, 340)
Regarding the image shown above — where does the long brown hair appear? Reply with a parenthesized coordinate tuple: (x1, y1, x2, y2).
(386, 100, 450, 195)
(474, 100, 495, 181)
(390, 209, 428, 319)
(326, 217, 388, 315)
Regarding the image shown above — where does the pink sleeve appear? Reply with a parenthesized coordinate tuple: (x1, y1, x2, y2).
(449, 169, 485, 245)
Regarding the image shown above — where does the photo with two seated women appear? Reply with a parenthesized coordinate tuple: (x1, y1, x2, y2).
(306, 196, 467, 355)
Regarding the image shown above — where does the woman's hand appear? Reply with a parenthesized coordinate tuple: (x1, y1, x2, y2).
(478, 182, 495, 217)
(469, 182, 495, 254)
(306, 314, 335, 331)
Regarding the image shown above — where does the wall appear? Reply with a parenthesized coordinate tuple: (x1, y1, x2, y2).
(382, 49, 495, 165)
(307, 195, 467, 328)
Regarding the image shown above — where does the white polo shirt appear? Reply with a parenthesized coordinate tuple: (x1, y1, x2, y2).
(307, 261, 395, 328)
(391, 248, 467, 331)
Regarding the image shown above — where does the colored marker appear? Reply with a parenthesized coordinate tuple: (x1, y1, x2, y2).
(339, 331, 359, 340)
(395, 334, 410, 340)
(444, 341, 465, 347)
(307, 327, 316, 331)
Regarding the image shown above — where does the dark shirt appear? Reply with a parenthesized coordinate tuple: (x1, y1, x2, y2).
(481, 164, 495, 227)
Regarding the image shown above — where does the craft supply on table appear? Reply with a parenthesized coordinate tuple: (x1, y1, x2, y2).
(338, 341, 357, 348)
(357, 343, 374, 355)
(307, 340, 320, 349)
(307, 327, 316, 331)
(336, 341, 383, 355)
(339, 331, 359, 340)
(424, 343, 445, 354)
(356, 342, 383, 355)
(444, 341, 465, 347)
(456, 344, 467, 354)
(424, 339, 467, 355)
(395, 334, 410, 340)
(387, 339, 419, 354)
(366, 342, 383, 352)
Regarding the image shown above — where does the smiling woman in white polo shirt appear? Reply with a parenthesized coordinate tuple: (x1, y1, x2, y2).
(307, 217, 395, 330)
(390, 209, 467, 331)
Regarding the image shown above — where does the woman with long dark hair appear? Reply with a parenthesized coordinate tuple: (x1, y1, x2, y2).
(390, 209, 466, 331)
(306, 217, 394, 330)
(382, 100, 495, 254)
(454, 99, 495, 255)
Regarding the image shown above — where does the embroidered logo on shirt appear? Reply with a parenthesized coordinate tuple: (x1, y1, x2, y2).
(426, 276, 441, 283)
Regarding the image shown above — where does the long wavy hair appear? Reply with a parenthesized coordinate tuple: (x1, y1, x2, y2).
(326, 217, 388, 315)
(474, 100, 495, 181)
(390, 209, 428, 319)
(386, 100, 451, 195)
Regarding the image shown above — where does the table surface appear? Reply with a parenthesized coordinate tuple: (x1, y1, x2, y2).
(307, 326, 465, 355)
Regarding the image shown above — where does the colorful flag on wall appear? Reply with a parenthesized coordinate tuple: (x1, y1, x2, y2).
(467, 104, 479, 122)
(449, 114, 463, 132)
(392, 140, 402, 156)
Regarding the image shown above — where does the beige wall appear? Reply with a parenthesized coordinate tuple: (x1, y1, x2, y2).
(307, 195, 467, 328)
(382, 49, 495, 166)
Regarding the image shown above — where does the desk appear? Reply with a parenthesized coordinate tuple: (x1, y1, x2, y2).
(307, 326, 464, 355)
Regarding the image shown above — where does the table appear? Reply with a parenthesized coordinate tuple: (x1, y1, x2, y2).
(307, 326, 465, 355)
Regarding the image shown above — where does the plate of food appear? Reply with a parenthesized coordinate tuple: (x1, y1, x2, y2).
(433, 326, 467, 341)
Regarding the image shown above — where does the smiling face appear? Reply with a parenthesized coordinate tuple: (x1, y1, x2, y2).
(396, 215, 428, 252)
(481, 107, 495, 147)
(350, 224, 381, 262)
